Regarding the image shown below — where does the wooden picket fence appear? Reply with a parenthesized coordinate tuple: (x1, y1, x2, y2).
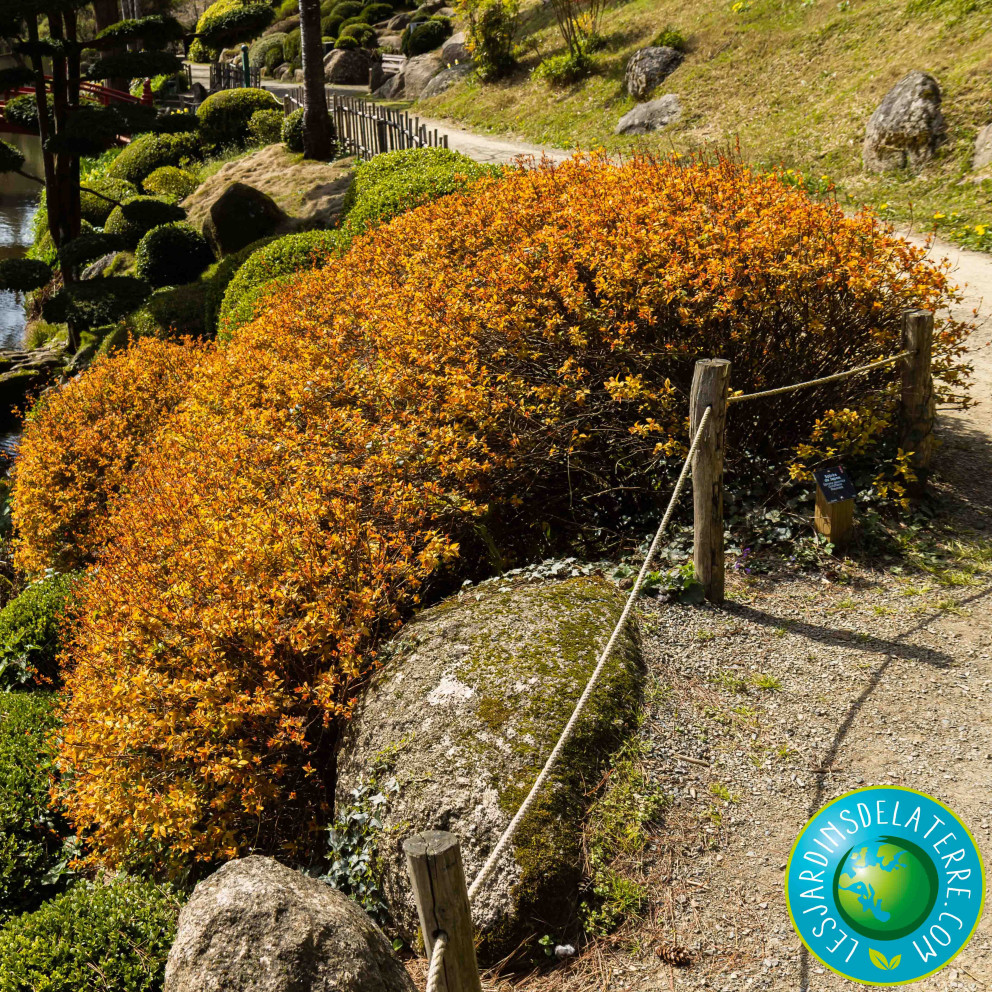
(209, 62, 261, 90)
(281, 89, 448, 160)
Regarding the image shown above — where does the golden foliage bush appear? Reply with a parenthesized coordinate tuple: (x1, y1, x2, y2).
(11, 338, 210, 574)
(53, 154, 969, 871)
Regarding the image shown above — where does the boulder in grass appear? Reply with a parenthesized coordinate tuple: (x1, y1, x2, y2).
(421, 61, 474, 100)
(164, 857, 416, 992)
(324, 47, 373, 84)
(441, 31, 470, 65)
(624, 46, 683, 101)
(402, 52, 445, 99)
(973, 122, 992, 172)
(201, 182, 286, 257)
(335, 577, 644, 962)
(615, 93, 682, 134)
(862, 71, 946, 173)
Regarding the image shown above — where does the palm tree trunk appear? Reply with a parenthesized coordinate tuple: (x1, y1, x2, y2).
(299, 0, 332, 160)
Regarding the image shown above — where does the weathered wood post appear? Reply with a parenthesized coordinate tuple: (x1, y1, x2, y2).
(404, 831, 482, 992)
(691, 359, 730, 604)
(376, 117, 389, 156)
(282, 94, 292, 117)
(900, 309, 936, 490)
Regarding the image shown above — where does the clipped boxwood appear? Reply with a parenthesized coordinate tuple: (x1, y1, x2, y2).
(248, 31, 287, 68)
(135, 223, 214, 288)
(0, 693, 67, 920)
(105, 196, 185, 249)
(401, 17, 450, 56)
(131, 282, 212, 339)
(80, 176, 138, 226)
(196, 87, 281, 148)
(196, 0, 273, 48)
(281, 107, 305, 152)
(340, 22, 377, 45)
(201, 235, 277, 332)
(0, 258, 51, 293)
(57, 232, 126, 270)
(4, 94, 53, 133)
(0, 876, 181, 992)
(143, 165, 200, 202)
(361, 2, 393, 22)
(42, 277, 150, 329)
(0, 574, 76, 689)
(283, 26, 302, 61)
(106, 131, 202, 188)
(249, 108, 284, 145)
(320, 14, 341, 36)
(330, 0, 363, 17)
(218, 229, 347, 334)
(335, 34, 359, 49)
(264, 43, 285, 74)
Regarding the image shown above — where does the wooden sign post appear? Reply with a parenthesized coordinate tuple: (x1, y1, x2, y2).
(813, 465, 857, 549)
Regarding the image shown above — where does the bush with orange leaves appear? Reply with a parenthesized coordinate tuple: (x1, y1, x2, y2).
(12, 337, 211, 574)
(53, 153, 969, 873)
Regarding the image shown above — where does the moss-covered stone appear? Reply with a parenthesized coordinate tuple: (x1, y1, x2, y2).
(335, 576, 643, 961)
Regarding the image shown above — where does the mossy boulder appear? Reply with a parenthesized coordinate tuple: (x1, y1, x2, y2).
(335, 577, 643, 961)
(200, 182, 287, 257)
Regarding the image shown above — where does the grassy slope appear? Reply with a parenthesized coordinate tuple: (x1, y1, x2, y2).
(421, 0, 992, 247)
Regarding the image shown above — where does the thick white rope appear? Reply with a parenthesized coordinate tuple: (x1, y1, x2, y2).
(425, 932, 449, 992)
(466, 407, 713, 905)
(727, 351, 912, 404)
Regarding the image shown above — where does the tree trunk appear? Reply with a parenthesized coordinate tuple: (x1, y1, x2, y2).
(299, 0, 332, 160)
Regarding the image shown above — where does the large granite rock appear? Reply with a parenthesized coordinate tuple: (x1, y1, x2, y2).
(404, 52, 446, 99)
(324, 47, 373, 84)
(386, 11, 413, 30)
(615, 93, 682, 134)
(862, 71, 946, 173)
(0, 343, 65, 427)
(441, 31, 470, 65)
(373, 71, 405, 99)
(973, 122, 992, 172)
(164, 857, 415, 992)
(624, 46, 682, 101)
(421, 61, 474, 100)
(200, 182, 286, 257)
(335, 577, 643, 961)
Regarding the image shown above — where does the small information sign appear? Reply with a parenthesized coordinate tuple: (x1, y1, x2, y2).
(812, 465, 858, 504)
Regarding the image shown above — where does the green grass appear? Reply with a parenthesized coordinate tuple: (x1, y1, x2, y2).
(418, 0, 992, 251)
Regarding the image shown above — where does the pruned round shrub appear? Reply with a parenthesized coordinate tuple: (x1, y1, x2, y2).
(0, 574, 76, 689)
(196, 86, 281, 148)
(321, 14, 341, 35)
(330, 0, 363, 17)
(340, 22, 377, 45)
(80, 176, 138, 226)
(106, 131, 202, 188)
(3, 93, 53, 133)
(283, 26, 302, 61)
(105, 195, 185, 248)
(143, 165, 200, 201)
(196, 0, 273, 47)
(652, 25, 686, 51)
(361, 2, 393, 22)
(41, 276, 151, 329)
(0, 693, 67, 919)
(0, 258, 51, 293)
(249, 108, 284, 145)
(135, 223, 214, 288)
(218, 228, 346, 334)
(334, 34, 358, 48)
(341, 146, 495, 237)
(188, 36, 217, 62)
(12, 337, 209, 574)
(401, 16, 450, 55)
(281, 107, 305, 152)
(533, 50, 592, 86)
(57, 232, 126, 270)
(131, 282, 212, 339)
(249, 31, 287, 68)
(47, 155, 969, 875)
(264, 43, 285, 74)
(0, 876, 180, 992)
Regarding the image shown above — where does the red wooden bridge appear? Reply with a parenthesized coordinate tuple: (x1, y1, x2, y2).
(0, 76, 151, 134)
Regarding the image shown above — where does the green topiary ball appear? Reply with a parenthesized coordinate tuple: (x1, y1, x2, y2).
(340, 22, 377, 45)
(0, 259, 52, 293)
(105, 196, 185, 249)
(361, 2, 393, 22)
(143, 165, 200, 202)
(0, 693, 68, 921)
(196, 87, 281, 149)
(281, 107, 305, 153)
(401, 17, 450, 56)
(3, 94, 53, 134)
(0, 876, 181, 991)
(135, 223, 214, 288)
(330, 0, 363, 17)
(249, 108, 284, 146)
(0, 574, 76, 689)
(334, 34, 359, 49)
(106, 131, 202, 188)
(79, 177, 138, 226)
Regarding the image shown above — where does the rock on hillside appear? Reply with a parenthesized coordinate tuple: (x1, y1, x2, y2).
(615, 93, 682, 135)
(165, 857, 415, 992)
(862, 70, 946, 173)
(374, 52, 444, 100)
(324, 48, 373, 85)
(625, 46, 683, 101)
(973, 123, 992, 172)
(335, 577, 643, 960)
(421, 62, 474, 100)
(201, 182, 286, 256)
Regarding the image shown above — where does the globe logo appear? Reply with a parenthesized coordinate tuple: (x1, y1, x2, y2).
(786, 787, 985, 984)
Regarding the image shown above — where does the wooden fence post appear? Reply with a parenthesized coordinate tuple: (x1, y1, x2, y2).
(282, 94, 291, 117)
(404, 831, 482, 992)
(691, 359, 730, 604)
(900, 309, 935, 488)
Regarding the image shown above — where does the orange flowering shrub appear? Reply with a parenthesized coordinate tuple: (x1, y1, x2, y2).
(56, 154, 970, 871)
(12, 337, 210, 574)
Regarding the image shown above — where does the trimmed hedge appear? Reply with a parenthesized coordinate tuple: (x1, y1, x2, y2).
(105, 196, 185, 249)
(0, 877, 181, 992)
(401, 16, 450, 56)
(0, 259, 51, 293)
(281, 107, 305, 152)
(283, 27, 302, 61)
(132, 282, 212, 339)
(196, 87, 281, 148)
(248, 31, 287, 68)
(135, 223, 214, 288)
(340, 22, 377, 45)
(80, 176, 138, 226)
(196, 0, 273, 47)
(4, 94, 53, 133)
(202, 236, 277, 332)
(330, 0, 363, 17)
(0, 574, 75, 689)
(264, 44, 285, 74)
(57, 232, 127, 270)
(249, 108, 284, 145)
(334, 35, 358, 49)
(218, 229, 347, 334)
(106, 131, 202, 188)
(361, 2, 393, 22)
(0, 693, 66, 921)
(143, 165, 200, 201)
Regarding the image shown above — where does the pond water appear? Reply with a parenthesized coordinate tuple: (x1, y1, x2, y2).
(0, 133, 43, 351)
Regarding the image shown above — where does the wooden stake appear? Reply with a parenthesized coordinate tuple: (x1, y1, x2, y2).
(690, 359, 730, 604)
(900, 309, 935, 488)
(404, 831, 482, 992)
(814, 487, 854, 548)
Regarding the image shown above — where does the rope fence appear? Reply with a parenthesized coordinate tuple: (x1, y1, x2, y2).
(403, 309, 936, 992)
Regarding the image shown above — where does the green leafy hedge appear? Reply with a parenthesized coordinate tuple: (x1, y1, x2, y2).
(0, 693, 67, 920)
(80, 177, 139, 226)
(0, 574, 75, 689)
(58, 233, 127, 270)
(340, 22, 377, 45)
(196, 87, 281, 148)
(281, 107, 305, 152)
(249, 109, 284, 145)
(0, 259, 51, 293)
(201, 236, 277, 332)
(249, 32, 287, 68)
(196, 0, 273, 47)
(0, 877, 181, 992)
(106, 132, 202, 188)
(42, 277, 150, 329)
(143, 166, 200, 202)
(361, 2, 393, 22)
(135, 223, 214, 287)
(3, 94, 53, 133)
(218, 229, 347, 334)
(401, 16, 450, 56)
(105, 196, 185, 249)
